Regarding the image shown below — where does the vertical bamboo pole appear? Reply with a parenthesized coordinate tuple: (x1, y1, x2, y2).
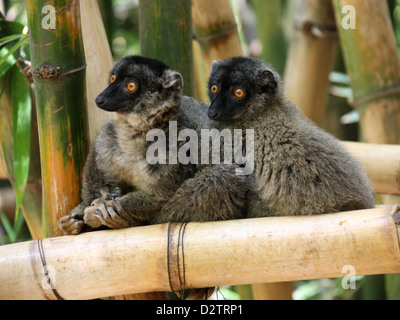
(192, 0, 243, 72)
(0, 162, 5, 179)
(284, 0, 338, 125)
(333, 0, 400, 300)
(26, 0, 89, 237)
(252, 0, 287, 75)
(80, 0, 115, 143)
(332, 0, 400, 144)
(139, 0, 194, 97)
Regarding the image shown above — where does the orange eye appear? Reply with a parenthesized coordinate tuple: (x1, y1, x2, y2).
(110, 74, 116, 83)
(234, 88, 245, 99)
(211, 85, 219, 94)
(127, 81, 138, 93)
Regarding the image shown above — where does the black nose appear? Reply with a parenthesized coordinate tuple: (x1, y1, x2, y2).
(208, 110, 220, 120)
(95, 96, 105, 107)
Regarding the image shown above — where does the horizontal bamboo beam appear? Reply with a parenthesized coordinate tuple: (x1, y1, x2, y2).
(0, 206, 399, 300)
(342, 141, 400, 195)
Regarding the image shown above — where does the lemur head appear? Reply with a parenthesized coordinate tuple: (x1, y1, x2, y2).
(207, 56, 281, 121)
(96, 55, 183, 114)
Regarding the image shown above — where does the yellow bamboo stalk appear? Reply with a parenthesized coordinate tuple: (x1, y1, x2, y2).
(80, 0, 115, 143)
(252, 282, 294, 300)
(284, 0, 338, 125)
(1, 206, 399, 300)
(342, 142, 400, 195)
(0, 161, 6, 179)
(192, 0, 243, 72)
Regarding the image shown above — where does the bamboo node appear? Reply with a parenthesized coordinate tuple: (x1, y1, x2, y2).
(193, 24, 239, 42)
(32, 63, 61, 79)
(294, 20, 337, 39)
(167, 222, 188, 298)
(353, 86, 400, 107)
(29, 239, 64, 300)
(32, 63, 87, 80)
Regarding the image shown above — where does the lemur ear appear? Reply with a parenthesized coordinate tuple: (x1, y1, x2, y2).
(210, 60, 219, 74)
(258, 69, 278, 93)
(162, 69, 184, 90)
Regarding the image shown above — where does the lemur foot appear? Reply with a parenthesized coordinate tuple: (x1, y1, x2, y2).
(83, 198, 141, 229)
(59, 206, 86, 235)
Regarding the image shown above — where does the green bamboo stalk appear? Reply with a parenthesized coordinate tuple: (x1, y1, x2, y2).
(26, 0, 89, 237)
(332, 0, 400, 144)
(252, 0, 287, 75)
(333, 0, 400, 300)
(139, 0, 194, 97)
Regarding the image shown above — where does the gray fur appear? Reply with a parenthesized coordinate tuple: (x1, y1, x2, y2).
(208, 57, 375, 217)
(59, 56, 247, 235)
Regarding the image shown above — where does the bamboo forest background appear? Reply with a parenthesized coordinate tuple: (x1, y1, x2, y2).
(1, 0, 400, 300)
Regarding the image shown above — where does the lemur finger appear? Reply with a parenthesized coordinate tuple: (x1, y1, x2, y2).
(96, 202, 121, 229)
(105, 206, 130, 228)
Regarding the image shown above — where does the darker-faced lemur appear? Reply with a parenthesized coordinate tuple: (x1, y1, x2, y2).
(207, 56, 374, 217)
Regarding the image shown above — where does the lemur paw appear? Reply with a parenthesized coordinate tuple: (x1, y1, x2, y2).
(83, 198, 137, 229)
(99, 186, 122, 201)
(59, 206, 85, 235)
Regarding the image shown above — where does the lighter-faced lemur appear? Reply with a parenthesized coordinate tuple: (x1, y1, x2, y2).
(60, 56, 247, 235)
(207, 56, 375, 217)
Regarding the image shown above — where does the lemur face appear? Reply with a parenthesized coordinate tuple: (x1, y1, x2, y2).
(95, 55, 183, 114)
(207, 57, 279, 121)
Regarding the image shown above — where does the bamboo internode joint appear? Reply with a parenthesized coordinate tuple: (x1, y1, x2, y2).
(193, 24, 239, 42)
(294, 19, 337, 38)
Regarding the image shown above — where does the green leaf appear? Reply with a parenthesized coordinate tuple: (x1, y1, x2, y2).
(0, 33, 24, 47)
(0, 209, 24, 243)
(0, 19, 24, 37)
(0, 35, 28, 75)
(0, 46, 17, 78)
(12, 65, 31, 223)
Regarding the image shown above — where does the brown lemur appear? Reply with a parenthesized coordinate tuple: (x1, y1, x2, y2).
(60, 56, 247, 235)
(207, 56, 375, 217)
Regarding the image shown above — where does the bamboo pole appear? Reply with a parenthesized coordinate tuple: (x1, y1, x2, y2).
(26, 0, 89, 237)
(80, 0, 115, 143)
(139, 0, 194, 97)
(332, 0, 400, 144)
(333, 0, 400, 299)
(0, 161, 6, 179)
(251, 282, 294, 301)
(252, 0, 287, 75)
(284, 0, 338, 125)
(192, 0, 243, 72)
(341, 142, 400, 196)
(0, 206, 399, 300)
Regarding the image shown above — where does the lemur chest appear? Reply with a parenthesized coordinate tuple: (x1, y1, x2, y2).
(98, 142, 158, 193)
